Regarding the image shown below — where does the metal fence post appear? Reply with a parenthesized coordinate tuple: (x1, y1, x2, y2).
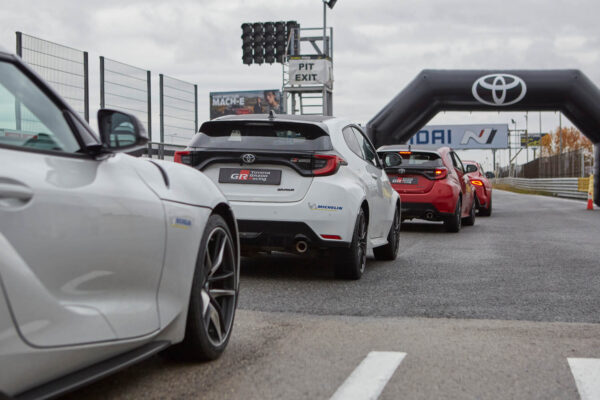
(15, 32, 22, 130)
(594, 144, 600, 206)
(159, 74, 164, 159)
(147, 70, 152, 158)
(83, 52, 89, 122)
(99, 56, 105, 108)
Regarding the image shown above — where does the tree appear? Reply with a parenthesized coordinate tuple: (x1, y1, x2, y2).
(540, 126, 593, 157)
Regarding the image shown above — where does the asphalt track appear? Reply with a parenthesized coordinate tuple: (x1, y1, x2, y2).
(66, 190, 600, 399)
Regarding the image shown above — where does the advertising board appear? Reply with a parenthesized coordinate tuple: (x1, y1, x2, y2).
(406, 124, 509, 149)
(210, 89, 283, 120)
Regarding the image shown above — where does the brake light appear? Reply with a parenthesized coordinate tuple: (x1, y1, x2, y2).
(174, 151, 194, 165)
(398, 151, 412, 155)
(312, 154, 347, 176)
(471, 179, 484, 186)
(432, 167, 448, 180)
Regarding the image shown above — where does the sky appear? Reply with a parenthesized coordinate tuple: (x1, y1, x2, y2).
(2, 0, 599, 170)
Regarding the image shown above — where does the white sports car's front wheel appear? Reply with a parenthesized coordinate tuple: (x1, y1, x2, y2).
(168, 214, 238, 361)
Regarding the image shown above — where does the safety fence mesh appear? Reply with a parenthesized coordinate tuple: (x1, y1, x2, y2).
(17, 32, 88, 131)
(101, 57, 150, 135)
(160, 75, 197, 145)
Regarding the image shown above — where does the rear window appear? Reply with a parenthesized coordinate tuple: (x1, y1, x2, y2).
(190, 121, 332, 151)
(398, 152, 443, 167)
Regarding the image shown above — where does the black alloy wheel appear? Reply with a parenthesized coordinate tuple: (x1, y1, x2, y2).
(374, 206, 401, 261)
(335, 208, 367, 280)
(463, 197, 476, 226)
(168, 214, 238, 361)
(444, 198, 462, 233)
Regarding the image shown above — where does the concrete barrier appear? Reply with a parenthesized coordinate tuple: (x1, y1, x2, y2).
(495, 177, 588, 200)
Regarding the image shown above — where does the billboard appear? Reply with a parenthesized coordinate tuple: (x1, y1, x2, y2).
(210, 90, 283, 120)
(406, 124, 509, 149)
(520, 133, 547, 147)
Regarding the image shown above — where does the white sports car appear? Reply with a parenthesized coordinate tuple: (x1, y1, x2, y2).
(175, 114, 401, 279)
(0, 48, 239, 397)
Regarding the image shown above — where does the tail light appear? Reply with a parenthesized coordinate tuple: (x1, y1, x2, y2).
(471, 179, 484, 186)
(427, 167, 448, 180)
(312, 154, 347, 176)
(174, 151, 191, 165)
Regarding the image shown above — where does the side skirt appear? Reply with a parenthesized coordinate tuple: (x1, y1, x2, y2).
(16, 341, 170, 400)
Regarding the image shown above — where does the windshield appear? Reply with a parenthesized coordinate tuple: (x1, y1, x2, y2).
(190, 121, 332, 151)
(0, 61, 80, 153)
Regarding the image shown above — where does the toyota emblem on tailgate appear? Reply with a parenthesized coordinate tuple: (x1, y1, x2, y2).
(241, 154, 256, 164)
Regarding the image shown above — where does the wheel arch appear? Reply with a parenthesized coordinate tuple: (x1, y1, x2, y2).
(212, 202, 239, 259)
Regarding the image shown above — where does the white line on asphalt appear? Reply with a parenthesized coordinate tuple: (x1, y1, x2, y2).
(568, 358, 600, 400)
(330, 351, 406, 400)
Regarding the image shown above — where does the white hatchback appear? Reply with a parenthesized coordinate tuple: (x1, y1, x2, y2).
(176, 114, 401, 279)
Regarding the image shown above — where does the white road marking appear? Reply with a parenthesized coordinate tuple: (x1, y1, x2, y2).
(568, 358, 600, 400)
(330, 351, 406, 400)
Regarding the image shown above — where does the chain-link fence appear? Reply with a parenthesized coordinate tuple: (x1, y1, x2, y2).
(16, 32, 89, 127)
(100, 56, 151, 139)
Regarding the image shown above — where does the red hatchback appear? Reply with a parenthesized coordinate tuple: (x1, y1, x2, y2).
(463, 160, 493, 216)
(378, 146, 476, 232)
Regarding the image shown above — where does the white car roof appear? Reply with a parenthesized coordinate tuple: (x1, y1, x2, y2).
(0, 45, 10, 55)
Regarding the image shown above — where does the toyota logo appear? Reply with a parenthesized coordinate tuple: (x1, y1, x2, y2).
(241, 153, 256, 164)
(472, 73, 527, 106)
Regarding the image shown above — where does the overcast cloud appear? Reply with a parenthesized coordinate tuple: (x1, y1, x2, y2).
(1, 0, 599, 167)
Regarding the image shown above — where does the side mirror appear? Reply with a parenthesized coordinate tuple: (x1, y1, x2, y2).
(465, 164, 478, 173)
(383, 153, 403, 168)
(98, 109, 148, 152)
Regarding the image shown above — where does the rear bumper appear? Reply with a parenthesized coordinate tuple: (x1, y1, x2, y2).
(237, 220, 350, 251)
(401, 202, 454, 221)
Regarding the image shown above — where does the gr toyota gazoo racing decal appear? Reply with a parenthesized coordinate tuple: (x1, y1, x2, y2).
(218, 168, 282, 185)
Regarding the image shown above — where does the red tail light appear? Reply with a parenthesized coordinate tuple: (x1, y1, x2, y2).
(312, 154, 347, 176)
(174, 151, 190, 165)
(471, 179, 484, 186)
(432, 167, 448, 180)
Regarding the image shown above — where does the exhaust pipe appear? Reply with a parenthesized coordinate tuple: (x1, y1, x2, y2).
(424, 211, 435, 220)
(295, 240, 308, 254)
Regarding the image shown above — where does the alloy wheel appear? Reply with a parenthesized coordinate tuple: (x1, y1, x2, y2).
(201, 227, 237, 347)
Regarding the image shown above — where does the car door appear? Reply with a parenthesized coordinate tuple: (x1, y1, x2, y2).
(0, 59, 166, 347)
(351, 127, 389, 238)
(450, 151, 472, 216)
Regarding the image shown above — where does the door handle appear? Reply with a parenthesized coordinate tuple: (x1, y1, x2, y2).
(0, 182, 34, 207)
(370, 173, 378, 180)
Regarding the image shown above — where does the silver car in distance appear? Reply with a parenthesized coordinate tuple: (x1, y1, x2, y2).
(0, 47, 240, 398)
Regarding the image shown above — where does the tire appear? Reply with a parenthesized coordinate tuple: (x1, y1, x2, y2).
(167, 214, 238, 361)
(463, 197, 476, 226)
(479, 195, 492, 216)
(373, 206, 401, 261)
(334, 208, 368, 280)
(444, 198, 462, 233)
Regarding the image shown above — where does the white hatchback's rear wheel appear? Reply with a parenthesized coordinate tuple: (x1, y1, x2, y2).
(334, 208, 367, 280)
(373, 206, 401, 261)
(168, 214, 238, 361)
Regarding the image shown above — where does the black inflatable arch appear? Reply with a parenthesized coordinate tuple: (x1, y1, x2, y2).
(366, 69, 600, 205)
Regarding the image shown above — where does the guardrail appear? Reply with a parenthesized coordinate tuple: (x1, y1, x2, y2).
(495, 177, 588, 200)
